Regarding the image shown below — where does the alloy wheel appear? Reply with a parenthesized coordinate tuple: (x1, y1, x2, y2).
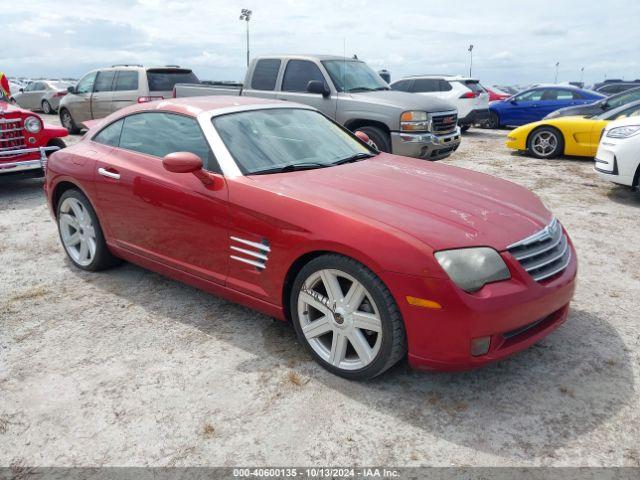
(42, 101, 52, 114)
(297, 269, 383, 371)
(61, 111, 73, 130)
(531, 130, 558, 157)
(59, 197, 97, 267)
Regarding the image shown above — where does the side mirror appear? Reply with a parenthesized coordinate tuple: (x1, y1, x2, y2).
(355, 130, 370, 144)
(509, 99, 518, 105)
(600, 102, 609, 110)
(307, 80, 330, 98)
(162, 152, 203, 173)
(67, 86, 75, 94)
(19, 88, 24, 93)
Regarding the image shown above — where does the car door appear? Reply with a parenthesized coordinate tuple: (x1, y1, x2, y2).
(19, 82, 41, 110)
(65, 71, 97, 124)
(277, 59, 337, 118)
(111, 70, 140, 112)
(92, 112, 229, 284)
(91, 70, 116, 119)
(502, 89, 544, 125)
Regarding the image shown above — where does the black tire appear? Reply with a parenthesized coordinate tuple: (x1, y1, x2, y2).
(56, 189, 120, 271)
(527, 126, 564, 159)
(41, 100, 53, 114)
(489, 111, 500, 129)
(59, 108, 81, 134)
(357, 125, 391, 153)
(460, 125, 471, 133)
(47, 137, 66, 156)
(290, 254, 406, 380)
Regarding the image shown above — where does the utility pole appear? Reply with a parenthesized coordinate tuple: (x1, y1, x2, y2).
(239, 9, 252, 67)
(580, 66, 585, 84)
(468, 44, 474, 77)
(554, 62, 560, 83)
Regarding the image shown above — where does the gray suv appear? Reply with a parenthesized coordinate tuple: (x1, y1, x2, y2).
(59, 65, 198, 133)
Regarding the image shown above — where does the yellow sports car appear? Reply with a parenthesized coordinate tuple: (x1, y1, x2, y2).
(506, 100, 640, 159)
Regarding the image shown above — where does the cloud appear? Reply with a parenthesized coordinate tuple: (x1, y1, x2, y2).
(532, 25, 568, 37)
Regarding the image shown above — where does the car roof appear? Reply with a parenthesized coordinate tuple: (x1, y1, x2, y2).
(253, 54, 362, 62)
(110, 96, 308, 118)
(399, 75, 478, 81)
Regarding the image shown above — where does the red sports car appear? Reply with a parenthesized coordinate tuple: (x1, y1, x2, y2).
(44, 96, 577, 380)
(0, 94, 68, 176)
(485, 86, 512, 102)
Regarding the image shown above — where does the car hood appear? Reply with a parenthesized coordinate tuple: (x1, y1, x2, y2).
(349, 90, 457, 113)
(248, 154, 552, 251)
(0, 101, 25, 114)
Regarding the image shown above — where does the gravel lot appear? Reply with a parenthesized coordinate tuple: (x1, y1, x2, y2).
(1, 114, 638, 467)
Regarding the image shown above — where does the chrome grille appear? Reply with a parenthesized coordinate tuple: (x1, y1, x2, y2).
(0, 117, 27, 158)
(431, 112, 458, 134)
(507, 218, 571, 282)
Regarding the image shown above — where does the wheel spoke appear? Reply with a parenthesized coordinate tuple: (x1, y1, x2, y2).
(320, 270, 343, 303)
(352, 311, 382, 332)
(65, 232, 81, 246)
(348, 330, 374, 364)
(299, 291, 331, 315)
(344, 281, 366, 311)
(329, 332, 348, 366)
(69, 201, 85, 224)
(302, 316, 332, 339)
(78, 239, 89, 262)
(60, 213, 79, 231)
(87, 237, 96, 259)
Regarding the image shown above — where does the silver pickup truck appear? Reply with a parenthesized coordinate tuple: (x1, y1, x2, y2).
(175, 55, 461, 160)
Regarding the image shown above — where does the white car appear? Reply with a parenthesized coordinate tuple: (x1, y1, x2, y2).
(594, 114, 640, 188)
(390, 75, 489, 132)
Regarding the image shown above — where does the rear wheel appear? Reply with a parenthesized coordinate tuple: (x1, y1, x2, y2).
(59, 108, 81, 134)
(488, 111, 500, 129)
(356, 126, 391, 153)
(290, 254, 406, 380)
(57, 189, 120, 271)
(41, 100, 53, 114)
(527, 127, 564, 159)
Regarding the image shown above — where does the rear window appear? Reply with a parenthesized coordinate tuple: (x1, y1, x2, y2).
(460, 81, 485, 94)
(251, 59, 281, 91)
(146, 69, 199, 92)
(411, 79, 441, 93)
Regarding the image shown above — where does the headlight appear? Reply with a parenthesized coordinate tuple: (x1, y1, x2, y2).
(401, 111, 430, 132)
(24, 116, 42, 133)
(606, 125, 640, 138)
(434, 247, 511, 293)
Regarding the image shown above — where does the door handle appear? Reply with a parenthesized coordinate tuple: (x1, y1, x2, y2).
(98, 167, 120, 180)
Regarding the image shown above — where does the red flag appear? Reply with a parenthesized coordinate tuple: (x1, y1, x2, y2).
(0, 72, 10, 97)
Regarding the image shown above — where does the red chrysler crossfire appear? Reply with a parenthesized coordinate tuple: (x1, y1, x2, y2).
(44, 96, 577, 380)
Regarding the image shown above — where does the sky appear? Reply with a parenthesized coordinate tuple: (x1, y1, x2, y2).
(2, 0, 639, 86)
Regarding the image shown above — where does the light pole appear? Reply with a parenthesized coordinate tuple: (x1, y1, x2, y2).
(554, 62, 560, 83)
(239, 9, 252, 67)
(468, 44, 474, 77)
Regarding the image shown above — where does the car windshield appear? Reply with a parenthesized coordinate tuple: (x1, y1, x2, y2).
(322, 60, 389, 93)
(212, 108, 374, 175)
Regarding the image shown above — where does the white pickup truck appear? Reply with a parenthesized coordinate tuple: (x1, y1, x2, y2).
(174, 55, 461, 160)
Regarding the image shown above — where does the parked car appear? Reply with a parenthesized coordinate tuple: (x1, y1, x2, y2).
(594, 81, 640, 96)
(59, 65, 199, 133)
(506, 100, 640, 159)
(174, 55, 461, 160)
(390, 75, 489, 132)
(44, 96, 576, 379)
(485, 86, 511, 102)
(489, 86, 604, 127)
(0, 93, 68, 177)
(12, 80, 74, 114)
(544, 86, 640, 120)
(594, 116, 640, 188)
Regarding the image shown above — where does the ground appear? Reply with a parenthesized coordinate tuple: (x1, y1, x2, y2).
(1, 118, 638, 467)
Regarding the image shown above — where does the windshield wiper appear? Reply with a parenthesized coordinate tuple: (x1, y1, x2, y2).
(347, 87, 376, 92)
(332, 152, 376, 165)
(250, 162, 331, 175)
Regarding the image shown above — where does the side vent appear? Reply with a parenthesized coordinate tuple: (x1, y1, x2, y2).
(230, 236, 270, 271)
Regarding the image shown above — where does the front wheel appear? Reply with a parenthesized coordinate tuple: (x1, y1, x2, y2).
(488, 111, 500, 129)
(57, 189, 120, 271)
(527, 127, 564, 159)
(356, 126, 391, 153)
(59, 108, 81, 134)
(290, 254, 406, 380)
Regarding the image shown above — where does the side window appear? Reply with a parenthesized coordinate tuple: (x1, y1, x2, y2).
(390, 80, 411, 92)
(608, 89, 640, 109)
(114, 71, 139, 91)
(540, 90, 558, 101)
(282, 60, 326, 92)
(556, 90, 575, 100)
(515, 90, 543, 102)
(32, 82, 45, 91)
(92, 119, 124, 147)
(439, 80, 453, 91)
(251, 59, 281, 91)
(119, 113, 219, 172)
(411, 79, 440, 93)
(94, 71, 116, 92)
(76, 72, 97, 94)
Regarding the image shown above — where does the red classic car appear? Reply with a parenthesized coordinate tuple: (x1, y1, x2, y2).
(0, 94, 68, 176)
(44, 96, 577, 380)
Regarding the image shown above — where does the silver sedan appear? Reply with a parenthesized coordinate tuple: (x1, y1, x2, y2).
(13, 80, 75, 113)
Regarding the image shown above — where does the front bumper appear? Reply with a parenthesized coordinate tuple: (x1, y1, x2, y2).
(594, 139, 638, 187)
(0, 146, 60, 175)
(391, 127, 461, 161)
(458, 108, 490, 126)
(379, 241, 578, 371)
